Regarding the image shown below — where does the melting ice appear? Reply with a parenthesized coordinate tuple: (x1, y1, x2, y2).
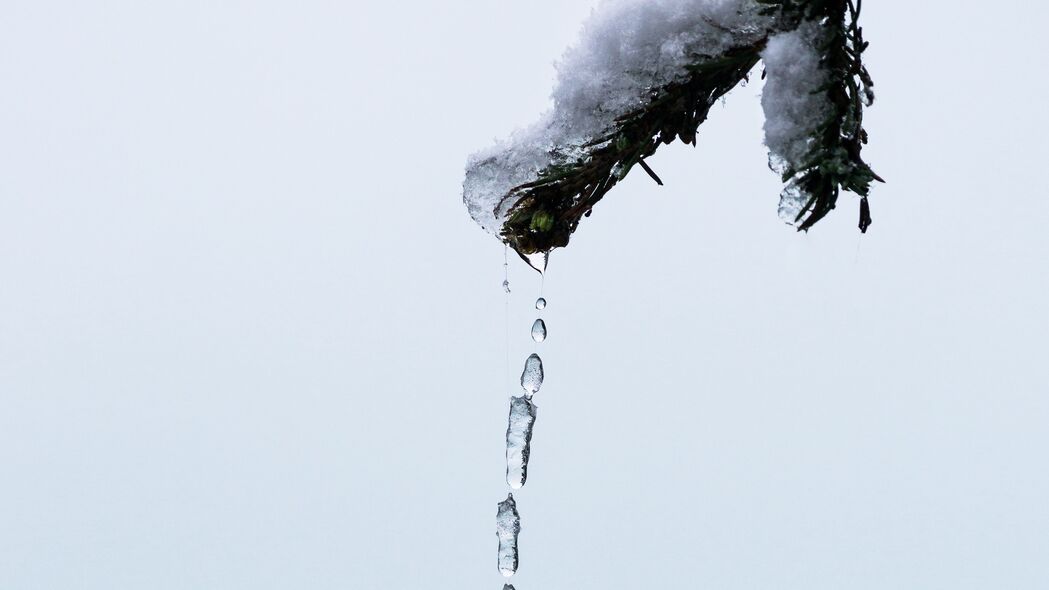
(535, 297, 547, 310)
(496, 494, 521, 577)
(506, 396, 538, 489)
(520, 353, 544, 396)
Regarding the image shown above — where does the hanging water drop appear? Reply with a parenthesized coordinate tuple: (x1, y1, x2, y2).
(535, 297, 546, 311)
(502, 279, 511, 294)
(520, 353, 544, 396)
(496, 494, 521, 577)
(531, 319, 547, 343)
(505, 396, 537, 489)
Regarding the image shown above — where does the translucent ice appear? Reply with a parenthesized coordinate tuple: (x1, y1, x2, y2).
(776, 181, 808, 224)
(535, 297, 547, 311)
(496, 494, 521, 577)
(520, 353, 544, 396)
(530, 319, 547, 343)
(505, 396, 538, 490)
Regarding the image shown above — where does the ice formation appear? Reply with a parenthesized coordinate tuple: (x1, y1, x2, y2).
(505, 396, 538, 489)
(463, 0, 773, 238)
(519, 353, 544, 396)
(760, 21, 832, 222)
(496, 494, 521, 577)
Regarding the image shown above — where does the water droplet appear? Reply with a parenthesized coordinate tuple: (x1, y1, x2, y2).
(535, 297, 547, 310)
(505, 396, 537, 489)
(530, 319, 547, 343)
(496, 494, 521, 577)
(519, 353, 544, 396)
(521, 251, 549, 274)
(502, 279, 511, 294)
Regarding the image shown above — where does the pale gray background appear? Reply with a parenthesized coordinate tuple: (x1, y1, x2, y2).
(1, 1, 1047, 588)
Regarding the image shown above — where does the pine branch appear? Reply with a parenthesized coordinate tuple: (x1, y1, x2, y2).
(637, 159, 664, 186)
(763, 0, 882, 231)
(500, 44, 765, 255)
(492, 0, 880, 256)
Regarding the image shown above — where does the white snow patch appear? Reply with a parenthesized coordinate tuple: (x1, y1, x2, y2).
(760, 21, 832, 222)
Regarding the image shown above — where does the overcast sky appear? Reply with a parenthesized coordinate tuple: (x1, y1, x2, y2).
(1, 1, 1047, 589)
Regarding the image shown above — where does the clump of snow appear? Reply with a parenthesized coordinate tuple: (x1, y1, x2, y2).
(760, 21, 832, 222)
(552, 0, 767, 140)
(464, 0, 773, 239)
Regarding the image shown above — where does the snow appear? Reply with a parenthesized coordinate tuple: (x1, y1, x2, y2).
(760, 21, 832, 222)
(505, 396, 538, 490)
(464, 0, 773, 239)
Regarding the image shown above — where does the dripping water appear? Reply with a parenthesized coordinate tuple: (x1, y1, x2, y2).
(530, 319, 547, 343)
(496, 494, 521, 577)
(519, 353, 544, 396)
(496, 249, 553, 580)
(505, 396, 537, 489)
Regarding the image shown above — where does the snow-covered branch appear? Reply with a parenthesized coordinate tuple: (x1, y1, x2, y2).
(464, 0, 879, 256)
